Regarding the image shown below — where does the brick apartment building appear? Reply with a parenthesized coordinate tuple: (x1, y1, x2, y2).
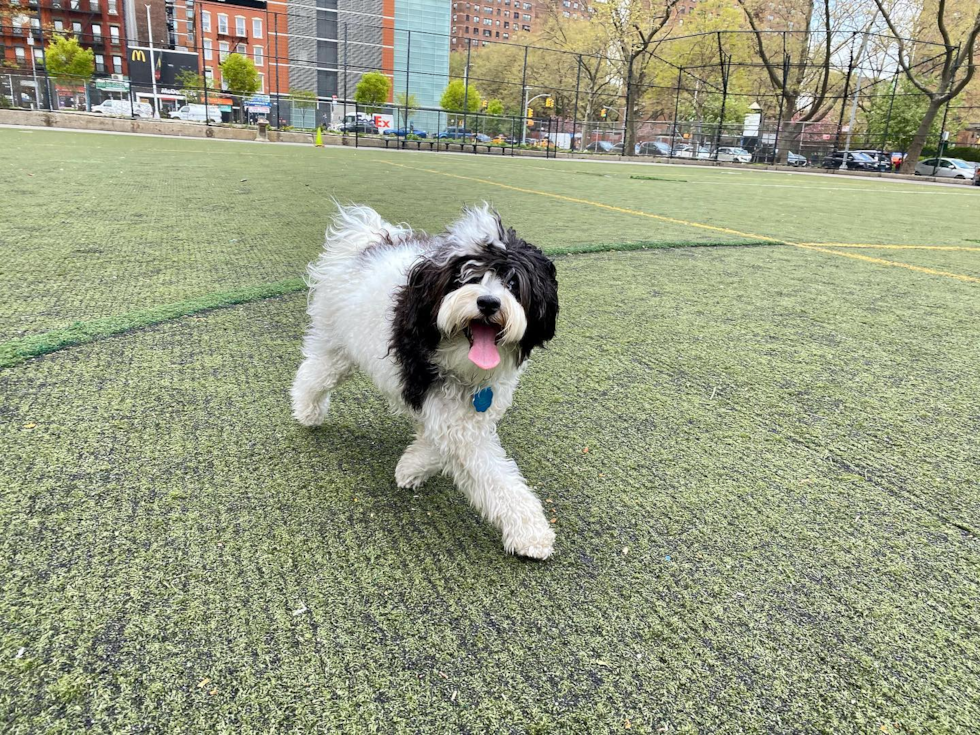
(1, 0, 129, 106)
(451, 0, 552, 50)
(195, 0, 286, 96)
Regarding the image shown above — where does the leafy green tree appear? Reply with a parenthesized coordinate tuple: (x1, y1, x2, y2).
(353, 72, 391, 112)
(44, 35, 94, 109)
(863, 78, 943, 154)
(220, 53, 260, 120)
(175, 69, 206, 103)
(440, 79, 481, 112)
(486, 99, 504, 116)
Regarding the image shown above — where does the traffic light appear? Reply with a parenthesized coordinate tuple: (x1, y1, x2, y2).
(545, 97, 554, 109)
(600, 108, 607, 119)
(527, 107, 534, 118)
(481, 99, 488, 109)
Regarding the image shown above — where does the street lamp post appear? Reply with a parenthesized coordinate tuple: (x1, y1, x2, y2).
(145, 4, 160, 118)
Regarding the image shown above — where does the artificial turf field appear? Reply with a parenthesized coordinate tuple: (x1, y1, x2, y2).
(1, 128, 979, 733)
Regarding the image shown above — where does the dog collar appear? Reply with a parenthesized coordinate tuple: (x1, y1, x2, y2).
(473, 387, 493, 413)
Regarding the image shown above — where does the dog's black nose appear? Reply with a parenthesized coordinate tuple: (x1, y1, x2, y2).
(477, 295, 501, 316)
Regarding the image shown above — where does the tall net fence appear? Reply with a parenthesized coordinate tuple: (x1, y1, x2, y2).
(0, 14, 963, 164)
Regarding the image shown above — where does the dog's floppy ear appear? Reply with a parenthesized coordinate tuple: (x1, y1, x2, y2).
(391, 257, 457, 410)
(519, 248, 559, 362)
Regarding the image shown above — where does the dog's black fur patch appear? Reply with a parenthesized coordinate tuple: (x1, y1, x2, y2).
(391, 225, 559, 411)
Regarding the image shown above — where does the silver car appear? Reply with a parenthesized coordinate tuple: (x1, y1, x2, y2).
(914, 157, 976, 179)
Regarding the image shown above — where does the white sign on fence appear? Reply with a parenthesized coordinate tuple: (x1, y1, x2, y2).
(372, 114, 395, 131)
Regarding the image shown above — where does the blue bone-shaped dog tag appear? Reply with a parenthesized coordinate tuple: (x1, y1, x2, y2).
(473, 387, 493, 413)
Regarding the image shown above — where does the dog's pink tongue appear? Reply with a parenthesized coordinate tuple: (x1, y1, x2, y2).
(468, 323, 501, 370)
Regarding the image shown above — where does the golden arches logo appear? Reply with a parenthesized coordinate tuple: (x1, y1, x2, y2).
(131, 49, 146, 62)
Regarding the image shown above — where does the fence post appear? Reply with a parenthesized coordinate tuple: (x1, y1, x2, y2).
(462, 37, 472, 141)
(836, 33, 857, 151)
(571, 54, 582, 152)
(880, 69, 899, 152)
(622, 47, 634, 155)
(669, 66, 682, 160)
(712, 33, 728, 160)
(36, 23, 52, 110)
(520, 45, 528, 145)
(404, 29, 411, 132)
(343, 22, 349, 121)
(272, 9, 281, 127)
(772, 53, 789, 164)
(198, 2, 211, 126)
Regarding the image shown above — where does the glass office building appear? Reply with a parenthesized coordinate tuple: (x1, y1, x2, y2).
(392, 0, 450, 135)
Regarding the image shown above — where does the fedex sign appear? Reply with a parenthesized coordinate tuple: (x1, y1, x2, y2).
(372, 114, 394, 131)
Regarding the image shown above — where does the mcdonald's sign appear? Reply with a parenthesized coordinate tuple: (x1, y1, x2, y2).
(131, 49, 146, 63)
(128, 47, 199, 86)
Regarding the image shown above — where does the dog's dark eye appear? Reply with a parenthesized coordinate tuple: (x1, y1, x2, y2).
(506, 276, 519, 293)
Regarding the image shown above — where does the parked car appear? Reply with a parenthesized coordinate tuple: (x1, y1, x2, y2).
(786, 151, 808, 167)
(850, 150, 893, 171)
(383, 127, 428, 138)
(913, 157, 977, 179)
(676, 145, 712, 160)
(437, 127, 475, 139)
(92, 99, 152, 118)
(637, 140, 671, 156)
(716, 146, 752, 163)
(473, 133, 493, 143)
(820, 151, 878, 170)
(169, 104, 221, 124)
(337, 113, 379, 134)
(583, 141, 618, 153)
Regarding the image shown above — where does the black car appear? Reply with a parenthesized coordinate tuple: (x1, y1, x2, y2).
(851, 150, 893, 172)
(820, 151, 878, 170)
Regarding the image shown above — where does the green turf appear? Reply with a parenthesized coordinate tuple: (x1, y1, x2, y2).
(3, 245, 980, 732)
(5, 129, 980, 344)
(3, 128, 980, 732)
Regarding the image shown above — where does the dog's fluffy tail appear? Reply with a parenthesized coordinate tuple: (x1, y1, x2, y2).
(322, 202, 412, 260)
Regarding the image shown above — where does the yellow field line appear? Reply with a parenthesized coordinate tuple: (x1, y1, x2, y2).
(383, 160, 788, 244)
(383, 160, 980, 286)
(800, 242, 980, 252)
(795, 245, 980, 284)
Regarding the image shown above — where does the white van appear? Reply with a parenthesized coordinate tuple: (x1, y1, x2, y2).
(170, 104, 222, 123)
(91, 99, 152, 118)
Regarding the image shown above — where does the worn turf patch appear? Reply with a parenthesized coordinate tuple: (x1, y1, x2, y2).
(0, 277, 305, 368)
(629, 174, 687, 182)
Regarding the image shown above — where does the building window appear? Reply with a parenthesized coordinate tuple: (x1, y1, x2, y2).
(34, 48, 43, 63)
(112, 55, 122, 73)
(483, 18, 491, 25)
(252, 18, 262, 38)
(15, 47, 25, 63)
(70, 0, 79, 9)
(202, 11, 211, 32)
(203, 37, 213, 60)
(257, 73, 263, 92)
(254, 45, 263, 66)
(204, 67, 213, 83)
(92, 24, 102, 41)
(219, 41, 229, 61)
(218, 14, 228, 34)
(235, 16, 245, 36)
(502, 32, 508, 38)
(54, 19, 64, 31)
(108, 0, 117, 13)
(72, 21, 83, 35)
(235, 42, 245, 55)
(91, 0, 99, 11)
(110, 25, 120, 42)
(483, 29, 491, 36)
(95, 53, 105, 73)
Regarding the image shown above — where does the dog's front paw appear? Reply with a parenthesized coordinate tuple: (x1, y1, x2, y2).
(504, 521, 556, 560)
(395, 453, 437, 489)
(292, 395, 330, 427)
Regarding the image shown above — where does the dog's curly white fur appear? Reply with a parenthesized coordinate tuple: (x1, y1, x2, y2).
(291, 204, 560, 559)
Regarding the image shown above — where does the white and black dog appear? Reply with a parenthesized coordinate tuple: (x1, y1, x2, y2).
(291, 204, 559, 559)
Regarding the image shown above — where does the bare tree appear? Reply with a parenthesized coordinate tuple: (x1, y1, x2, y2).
(592, 0, 683, 151)
(734, 0, 838, 162)
(872, 0, 980, 171)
